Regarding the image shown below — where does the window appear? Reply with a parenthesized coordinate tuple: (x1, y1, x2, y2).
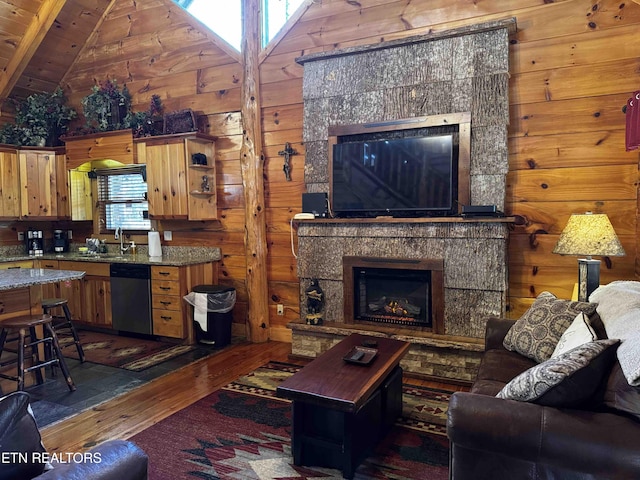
(96, 166, 151, 232)
(173, 0, 306, 51)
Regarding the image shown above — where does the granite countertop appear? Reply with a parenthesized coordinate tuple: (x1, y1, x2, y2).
(0, 246, 221, 267)
(0, 269, 85, 291)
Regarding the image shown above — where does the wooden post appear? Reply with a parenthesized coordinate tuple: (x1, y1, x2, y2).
(240, 0, 269, 342)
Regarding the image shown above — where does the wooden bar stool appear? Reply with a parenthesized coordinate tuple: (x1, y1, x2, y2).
(0, 314, 76, 392)
(42, 298, 85, 363)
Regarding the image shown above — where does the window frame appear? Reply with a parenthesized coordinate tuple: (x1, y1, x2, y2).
(95, 165, 151, 235)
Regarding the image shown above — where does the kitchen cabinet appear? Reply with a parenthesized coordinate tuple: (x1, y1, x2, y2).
(151, 266, 184, 338)
(39, 259, 85, 326)
(58, 261, 112, 328)
(0, 147, 20, 218)
(136, 133, 217, 221)
(19, 148, 69, 219)
(151, 261, 219, 342)
(0, 260, 34, 270)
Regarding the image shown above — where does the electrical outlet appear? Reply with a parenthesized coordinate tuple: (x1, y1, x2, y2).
(17, 232, 24, 241)
(164, 230, 173, 241)
(277, 304, 284, 316)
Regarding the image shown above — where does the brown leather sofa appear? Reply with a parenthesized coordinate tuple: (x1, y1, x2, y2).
(1, 391, 148, 480)
(447, 317, 640, 480)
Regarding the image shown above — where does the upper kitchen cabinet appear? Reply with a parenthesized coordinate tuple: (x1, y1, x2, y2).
(0, 146, 69, 220)
(19, 148, 70, 219)
(0, 146, 20, 218)
(136, 133, 217, 221)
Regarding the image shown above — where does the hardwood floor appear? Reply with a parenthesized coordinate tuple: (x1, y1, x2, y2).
(40, 340, 465, 453)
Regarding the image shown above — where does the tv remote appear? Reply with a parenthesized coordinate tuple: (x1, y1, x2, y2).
(350, 351, 365, 361)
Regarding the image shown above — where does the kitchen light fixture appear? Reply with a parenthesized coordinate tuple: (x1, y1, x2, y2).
(553, 212, 625, 301)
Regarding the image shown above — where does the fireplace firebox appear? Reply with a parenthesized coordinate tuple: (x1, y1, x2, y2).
(343, 256, 445, 334)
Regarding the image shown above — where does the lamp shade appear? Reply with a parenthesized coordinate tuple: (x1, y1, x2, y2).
(553, 212, 625, 257)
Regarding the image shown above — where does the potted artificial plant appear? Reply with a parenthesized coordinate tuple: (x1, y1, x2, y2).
(81, 79, 134, 133)
(0, 87, 77, 147)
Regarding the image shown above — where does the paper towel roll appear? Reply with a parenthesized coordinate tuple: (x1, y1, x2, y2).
(148, 231, 162, 257)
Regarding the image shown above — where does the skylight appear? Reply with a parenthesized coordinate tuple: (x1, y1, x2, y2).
(174, 0, 306, 51)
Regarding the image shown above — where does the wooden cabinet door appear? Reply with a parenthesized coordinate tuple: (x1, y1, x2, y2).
(18, 149, 69, 219)
(58, 261, 111, 326)
(82, 276, 112, 327)
(144, 141, 188, 219)
(58, 278, 83, 322)
(0, 148, 20, 218)
(38, 259, 59, 300)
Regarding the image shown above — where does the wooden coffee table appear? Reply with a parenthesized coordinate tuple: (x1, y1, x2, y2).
(276, 333, 410, 479)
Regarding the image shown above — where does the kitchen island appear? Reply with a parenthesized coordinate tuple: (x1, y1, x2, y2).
(0, 268, 86, 388)
(0, 268, 86, 292)
(0, 267, 86, 322)
(0, 268, 85, 320)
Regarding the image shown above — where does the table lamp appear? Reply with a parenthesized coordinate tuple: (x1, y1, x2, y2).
(553, 212, 625, 302)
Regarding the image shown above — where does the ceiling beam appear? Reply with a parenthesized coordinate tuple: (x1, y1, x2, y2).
(0, 0, 67, 101)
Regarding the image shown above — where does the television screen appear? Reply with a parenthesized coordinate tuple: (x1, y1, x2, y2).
(331, 134, 455, 217)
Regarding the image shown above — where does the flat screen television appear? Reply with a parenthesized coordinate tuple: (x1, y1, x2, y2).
(331, 134, 457, 218)
(328, 114, 471, 219)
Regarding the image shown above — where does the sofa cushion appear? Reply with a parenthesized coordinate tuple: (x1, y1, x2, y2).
(0, 392, 47, 479)
(590, 281, 640, 386)
(551, 312, 597, 358)
(503, 291, 597, 363)
(603, 361, 640, 421)
(496, 339, 619, 407)
(474, 348, 536, 390)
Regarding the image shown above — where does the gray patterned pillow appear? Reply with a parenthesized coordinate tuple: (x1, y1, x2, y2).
(496, 339, 619, 407)
(503, 291, 597, 363)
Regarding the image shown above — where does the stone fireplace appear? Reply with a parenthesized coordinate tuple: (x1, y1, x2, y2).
(290, 19, 516, 382)
(343, 256, 444, 332)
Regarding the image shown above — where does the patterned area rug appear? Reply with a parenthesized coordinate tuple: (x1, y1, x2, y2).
(130, 361, 451, 479)
(226, 361, 451, 436)
(60, 330, 196, 371)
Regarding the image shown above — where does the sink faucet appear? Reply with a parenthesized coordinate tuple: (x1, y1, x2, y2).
(116, 227, 132, 254)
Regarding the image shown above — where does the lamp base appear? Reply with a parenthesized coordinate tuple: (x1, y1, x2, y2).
(577, 258, 600, 302)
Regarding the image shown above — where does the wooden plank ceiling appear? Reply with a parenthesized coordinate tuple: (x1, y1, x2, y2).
(0, 0, 112, 106)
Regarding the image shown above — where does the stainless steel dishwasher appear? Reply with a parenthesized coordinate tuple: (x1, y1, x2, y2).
(110, 263, 152, 335)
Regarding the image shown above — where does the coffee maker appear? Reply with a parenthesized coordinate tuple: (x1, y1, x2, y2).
(53, 229, 69, 253)
(25, 229, 44, 256)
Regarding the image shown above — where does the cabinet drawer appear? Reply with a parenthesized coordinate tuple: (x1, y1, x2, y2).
(59, 261, 109, 276)
(0, 261, 34, 269)
(151, 266, 179, 281)
(152, 280, 180, 296)
(152, 309, 184, 338)
(38, 260, 59, 269)
(152, 294, 182, 311)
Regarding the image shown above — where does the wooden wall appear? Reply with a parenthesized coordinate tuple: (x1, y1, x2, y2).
(7, 0, 639, 341)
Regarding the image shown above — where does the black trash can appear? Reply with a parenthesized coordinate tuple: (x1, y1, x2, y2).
(190, 285, 236, 347)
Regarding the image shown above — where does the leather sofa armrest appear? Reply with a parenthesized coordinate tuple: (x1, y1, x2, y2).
(484, 317, 515, 351)
(35, 440, 148, 480)
(447, 392, 640, 477)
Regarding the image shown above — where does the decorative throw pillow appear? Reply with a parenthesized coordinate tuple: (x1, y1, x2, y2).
(496, 339, 619, 407)
(551, 312, 597, 358)
(0, 392, 47, 479)
(503, 291, 597, 363)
